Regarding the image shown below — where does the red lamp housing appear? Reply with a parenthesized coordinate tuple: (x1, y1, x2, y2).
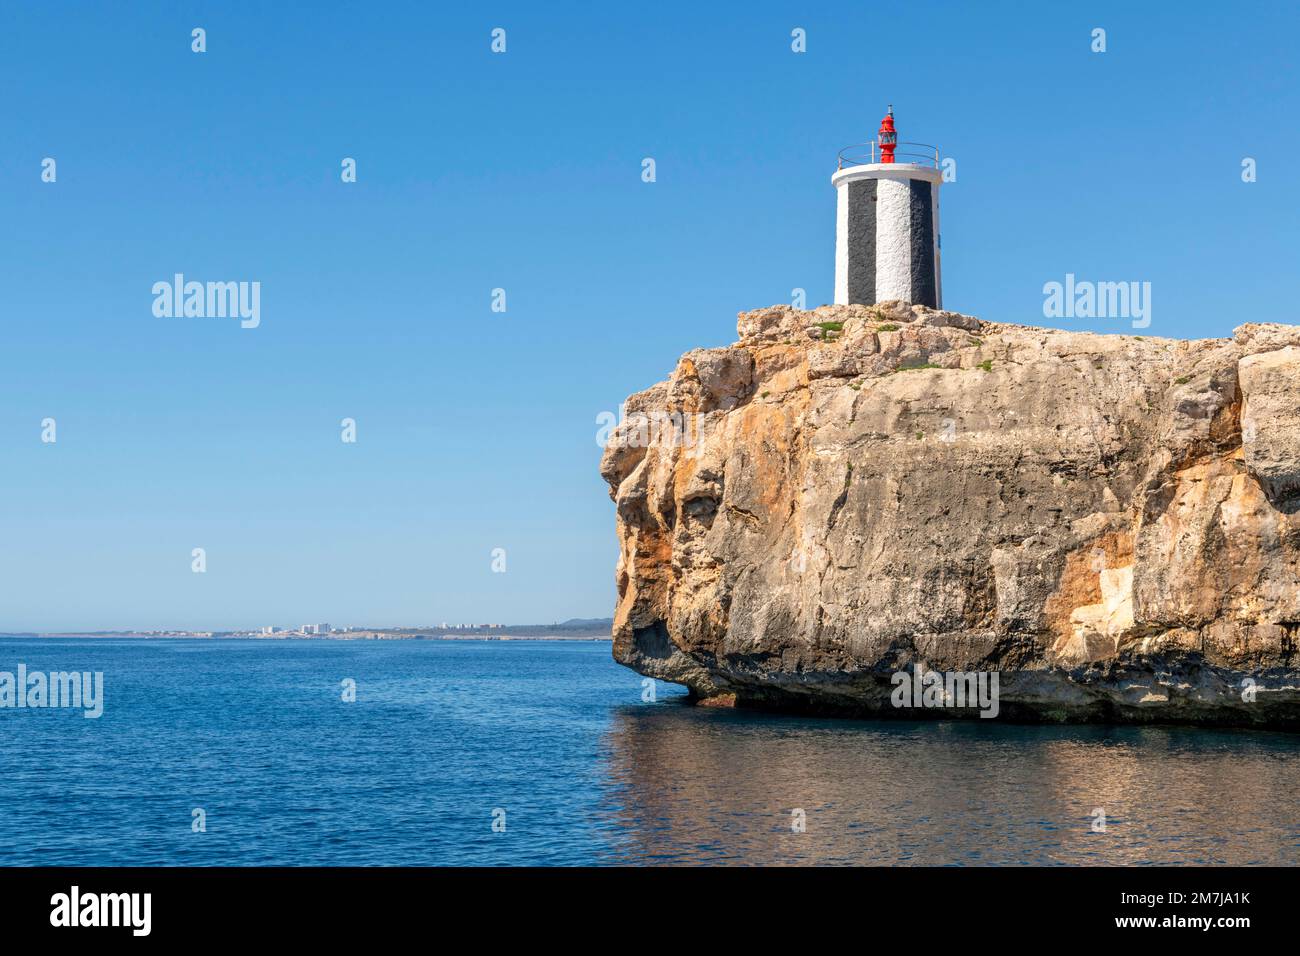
(878, 105, 897, 163)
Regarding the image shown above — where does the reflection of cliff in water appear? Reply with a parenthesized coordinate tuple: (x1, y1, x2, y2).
(594, 702, 1300, 865)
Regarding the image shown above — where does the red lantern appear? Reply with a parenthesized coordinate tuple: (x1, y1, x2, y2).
(878, 105, 897, 163)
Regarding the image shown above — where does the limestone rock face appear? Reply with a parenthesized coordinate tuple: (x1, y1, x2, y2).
(600, 303, 1300, 726)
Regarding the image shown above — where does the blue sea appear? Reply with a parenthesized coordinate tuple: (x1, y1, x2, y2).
(0, 637, 1296, 866)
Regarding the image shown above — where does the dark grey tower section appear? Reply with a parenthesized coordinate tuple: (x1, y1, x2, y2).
(907, 179, 937, 308)
(844, 179, 877, 306)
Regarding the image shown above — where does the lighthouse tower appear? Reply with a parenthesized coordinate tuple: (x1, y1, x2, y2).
(833, 107, 942, 308)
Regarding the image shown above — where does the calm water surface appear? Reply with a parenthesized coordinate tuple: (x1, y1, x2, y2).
(0, 638, 1296, 865)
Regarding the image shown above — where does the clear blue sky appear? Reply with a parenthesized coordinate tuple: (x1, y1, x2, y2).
(1, 1, 1296, 631)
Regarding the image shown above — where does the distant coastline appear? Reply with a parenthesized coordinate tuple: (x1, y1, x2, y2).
(0, 618, 614, 642)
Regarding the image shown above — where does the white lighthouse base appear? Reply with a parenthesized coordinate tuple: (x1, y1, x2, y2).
(833, 163, 941, 309)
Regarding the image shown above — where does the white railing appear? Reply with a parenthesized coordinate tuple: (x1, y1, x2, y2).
(837, 140, 941, 169)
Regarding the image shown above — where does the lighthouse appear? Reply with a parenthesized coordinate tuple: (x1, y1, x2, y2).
(833, 106, 942, 308)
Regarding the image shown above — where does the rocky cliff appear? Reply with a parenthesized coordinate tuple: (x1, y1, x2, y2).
(600, 302, 1300, 727)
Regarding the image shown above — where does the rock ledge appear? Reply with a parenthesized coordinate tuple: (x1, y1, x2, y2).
(600, 303, 1300, 727)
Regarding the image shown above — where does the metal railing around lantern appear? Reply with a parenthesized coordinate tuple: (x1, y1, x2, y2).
(836, 141, 941, 169)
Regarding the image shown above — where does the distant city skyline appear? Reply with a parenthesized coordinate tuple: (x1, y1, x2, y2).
(5, 616, 613, 637)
